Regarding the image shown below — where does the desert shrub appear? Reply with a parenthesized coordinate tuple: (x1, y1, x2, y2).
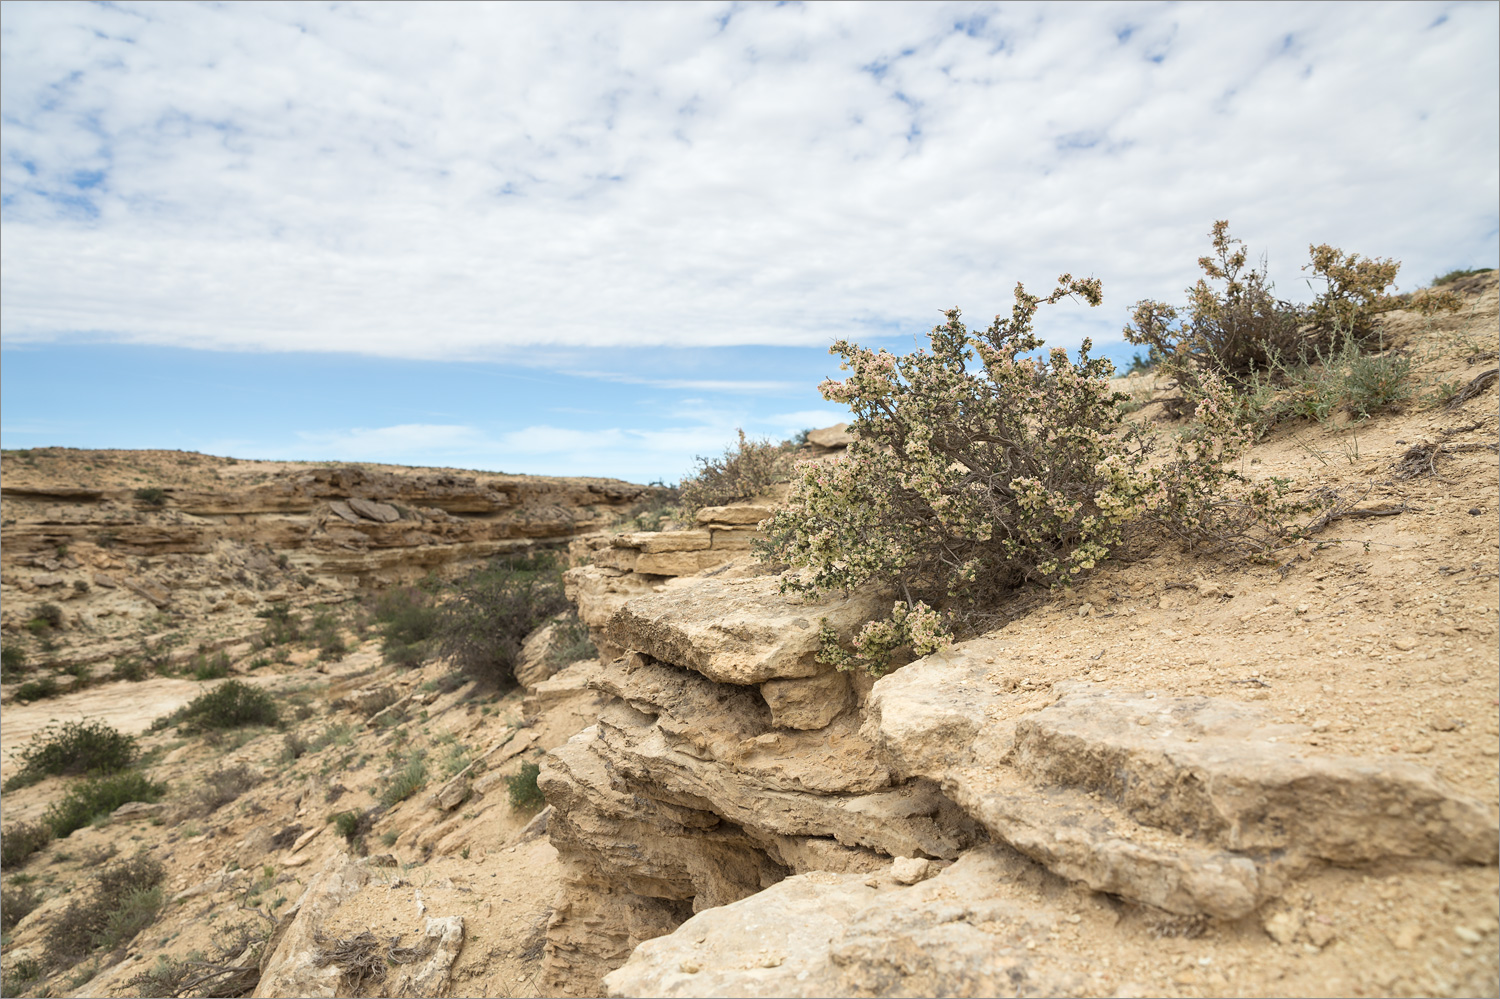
(45, 772, 166, 839)
(330, 810, 362, 842)
(378, 754, 427, 808)
(125, 920, 267, 999)
(624, 483, 682, 532)
(1, 820, 54, 866)
(156, 679, 279, 734)
(677, 429, 801, 514)
(73, 579, 91, 595)
(114, 655, 150, 682)
(373, 587, 440, 667)
(1433, 267, 1495, 286)
(5, 719, 138, 790)
(1, 641, 26, 679)
(14, 675, 61, 703)
(192, 650, 231, 680)
(1302, 242, 1401, 345)
(195, 764, 260, 814)
(760, 277, 1325, 675)
(1, 882, 42, 932)
(1123, 223, 1305, 405)
(132, 487, 167, 507)
(46, 854, 165, 967)
(435, 554, 570, 687)
(255, 604, 303, 646)
(33, 602, 65, 629)
(506, 762, 545, 811)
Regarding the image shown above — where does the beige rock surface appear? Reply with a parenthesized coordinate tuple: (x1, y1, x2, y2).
(607, 575, 889, 684)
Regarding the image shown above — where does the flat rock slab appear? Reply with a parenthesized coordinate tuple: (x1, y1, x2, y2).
(608, 576, 889, 684)
(867, 656, 1500, 919)
(347, 497, 401, 522)
(604, 846, 1084, 998)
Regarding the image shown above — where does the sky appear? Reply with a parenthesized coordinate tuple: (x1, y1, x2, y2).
(2, 1, 1496, 482)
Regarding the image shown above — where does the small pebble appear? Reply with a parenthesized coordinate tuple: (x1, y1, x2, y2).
(1455, 926, 1482, 944)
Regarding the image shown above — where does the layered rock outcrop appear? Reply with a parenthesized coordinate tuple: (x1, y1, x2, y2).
(542, 545, 1499, 997)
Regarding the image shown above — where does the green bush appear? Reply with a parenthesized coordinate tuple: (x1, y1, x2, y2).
(678, 429, 800, 514)
(154, 679, 279, 734)
(1, 819, 54, 866)
(435, 555, 570, 687)
(506, 762, 545, 812)
(45, 772, 166, 839)
(132, 487, 167, 507)
(255, 604, 303, 646)
(373, 587, 440, 667)
(2, 641, 27, 677)
(760, 277, 1323, 675)
(46, 854, 165, 967)
(4, 719, 138, 790)
(14, 675, 60, 703)
(191, 650, 231, 680)
(330, 810, 363, 843)
(33, 602, 64, 629)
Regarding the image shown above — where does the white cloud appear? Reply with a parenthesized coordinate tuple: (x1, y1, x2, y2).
(0, 1, 1495, 361)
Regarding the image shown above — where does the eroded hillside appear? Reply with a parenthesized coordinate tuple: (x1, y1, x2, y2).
(0, 277, 1496, 999)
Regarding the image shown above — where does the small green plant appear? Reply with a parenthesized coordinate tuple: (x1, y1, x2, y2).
(5, 719, 139, 790)
(73, 579, 91, 595)
(44, 772, 166, 839)
(133, 487, 168, 507)
(379, 754, 427, 808)
(678, 429, 800, 514)
(192, 651, 231, 680)
(330, 810, 362, 843)
(1, 820, 54, 867)
(379, 830, 398, 848)
(154, 679, 279, 734)
(505, 762, 545, 812)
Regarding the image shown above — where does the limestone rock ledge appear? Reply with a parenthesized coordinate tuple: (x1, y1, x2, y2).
(552, 571, 1498, 997)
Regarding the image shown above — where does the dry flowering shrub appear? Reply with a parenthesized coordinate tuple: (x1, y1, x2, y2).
(1302, 242, 1401, 344)
(678, 429, 799, 514)
(1124, 222, 1304, 406)
(760, 276, 1333, 676)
